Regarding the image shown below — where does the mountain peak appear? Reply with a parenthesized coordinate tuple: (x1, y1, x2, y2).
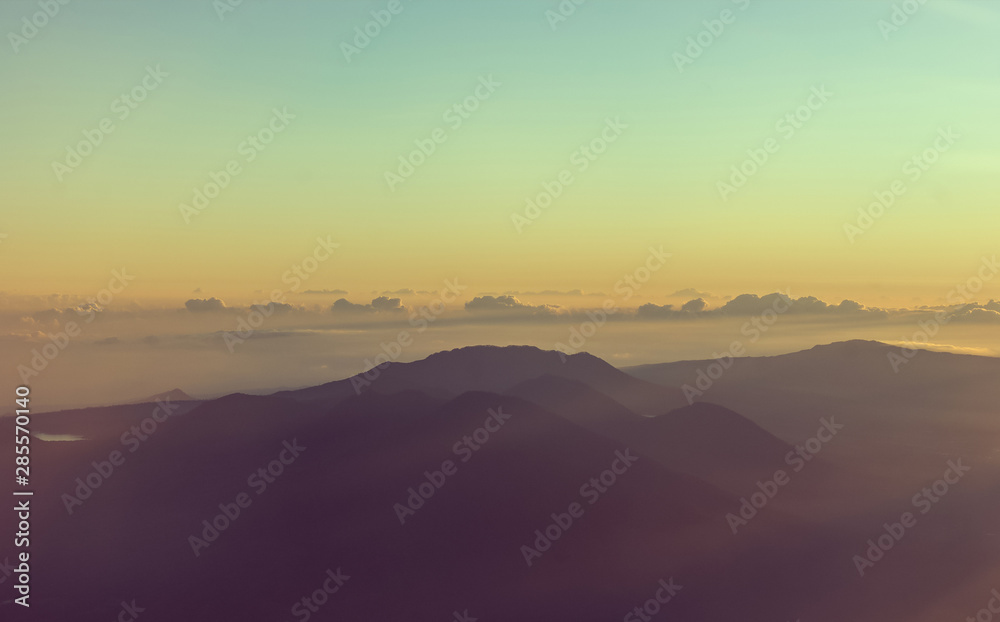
(813, 339, 889, 349)
(805, 340, 894, 356)
(423, 344, 599, 363)
(130, 388, 195, 404)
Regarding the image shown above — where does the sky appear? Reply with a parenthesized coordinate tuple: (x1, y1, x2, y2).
(1, 0, 999, 308)
(2, 1, 1000, 408)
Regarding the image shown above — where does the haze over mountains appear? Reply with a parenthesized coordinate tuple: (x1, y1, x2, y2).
(3, 341, 998, 621)
(628, 340, 1000, 484)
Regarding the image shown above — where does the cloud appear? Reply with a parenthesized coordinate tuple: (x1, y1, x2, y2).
(331, 299, 372, 314)
(835, 299, 865, 313)
(331, 297, 406, 314)
(950, 308, 1000, 323)
(185, 298, 227, 313)
(465, 295, 556, 315)
(636, 303, 678, 319)
(718, 293, 884, 316)
(637, 293, 886, 320)
(466, 295, 528, 311)
(946, 301, 1000, 323)
(718, 293, 795, 315)
(681, 298, 707, 313)
(380, 288, 415, 296)
(886, 340, 999, 356)
(370, 296, 406, 312)
(635, 299, 708, 318)
(670, 288, 712, 298)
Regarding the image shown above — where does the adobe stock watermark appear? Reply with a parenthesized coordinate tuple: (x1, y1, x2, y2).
(350, 278, 466, 394)
(852, 459, 971, 577)
(8, 0, 71, 54)
(341, 0, 411, 63)
(717, 86, 832, 202)
(213, 0, 244, 21)
(965, 588, 1000, 622)
(727, 416, 843, 534)
(111, 600, 144, 622)
(673, 0, 751, 73)
(888, 255, 999, 372)
(0, 557, 15, 585)
(281, 567, 351, 622)
(51, 65, 168, 182)
(179, 107, 295, 224)
(187, 439, 306, 557)
(17, 268, 134, 384)
(621, 578, 682, 621)
(512, 117, 627, 233)
(681, 289, 793, 404)
(223, 235, 339, 353)
(554, 245, 671, 360)
(878, 0, 930, 41)
(393, 407, 511, 525)
(384, 75, 501, 192)
(544, 0, 589, 31)
(520, 449, 639, 567)
(844, 127, 959, 243)
(61, 398, 183, 515)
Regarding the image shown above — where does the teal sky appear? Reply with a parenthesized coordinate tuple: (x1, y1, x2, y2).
(1, 0, 998, 306)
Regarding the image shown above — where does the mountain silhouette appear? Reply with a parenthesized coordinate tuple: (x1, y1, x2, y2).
(7, 341, 1000, 622)
(279, 345, 688, 416)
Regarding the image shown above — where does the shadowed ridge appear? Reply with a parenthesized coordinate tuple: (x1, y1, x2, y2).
(128, 388, 196, 404)
(504, 373, 642, 429)
(625, 339, 1000, 405)
(332, 388, 444, 414)
(806, 339, 889, 351)
(651, 401, 792, 474)
(276, 345, 688, 415)
(503, 373, 792, 493)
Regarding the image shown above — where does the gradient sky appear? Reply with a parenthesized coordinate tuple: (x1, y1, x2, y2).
(2, 0, 999, 308)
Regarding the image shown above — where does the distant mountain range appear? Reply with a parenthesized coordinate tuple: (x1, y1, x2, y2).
(5, 341, 999, 621)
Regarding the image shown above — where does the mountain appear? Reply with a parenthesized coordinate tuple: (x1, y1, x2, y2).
(626, 339, 1000, 407)
(129, 388, 196, 404)
(278, 345, 689, 416)
(8, 342, 1000, 622)
(28, 397, 203, 444)
(625, 340, 1000, 494)
(504, 374, 792, 493)
(20, 390, 750, 621)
